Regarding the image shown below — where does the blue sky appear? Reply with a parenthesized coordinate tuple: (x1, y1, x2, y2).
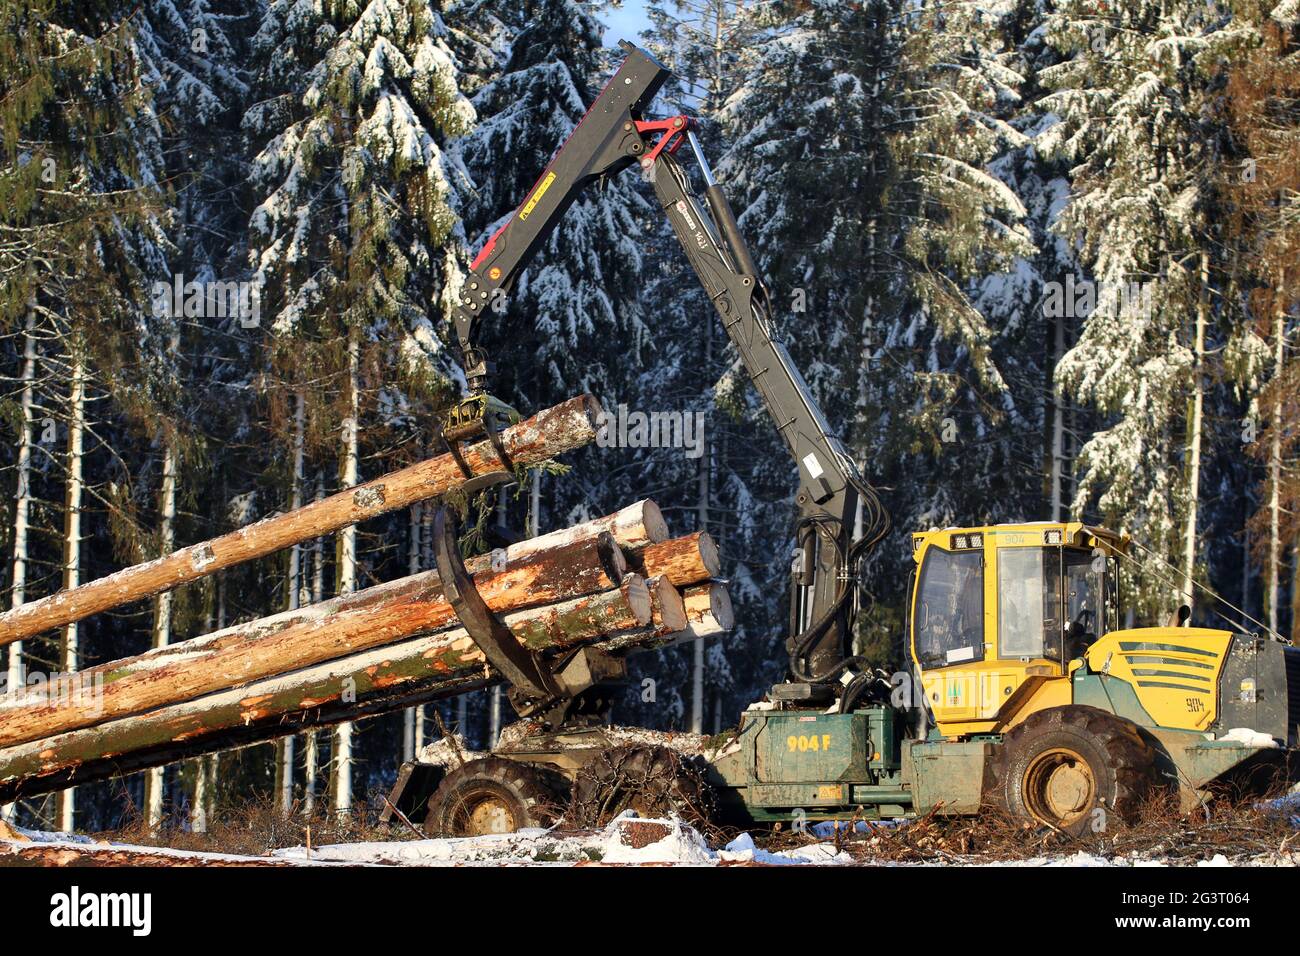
(597, 0, 653, 45)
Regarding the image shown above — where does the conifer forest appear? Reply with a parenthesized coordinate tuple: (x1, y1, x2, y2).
(0, 0, 1297, 839)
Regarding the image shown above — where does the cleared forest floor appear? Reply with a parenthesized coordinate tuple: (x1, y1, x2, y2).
(2, 789, 1297, 866)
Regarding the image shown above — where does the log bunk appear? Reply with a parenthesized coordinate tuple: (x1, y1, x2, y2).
(0, 395, 733, 803)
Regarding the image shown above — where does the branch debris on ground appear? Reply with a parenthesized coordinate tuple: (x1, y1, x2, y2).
(3, 788, 1298, 866)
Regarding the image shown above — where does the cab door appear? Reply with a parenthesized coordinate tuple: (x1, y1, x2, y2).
(911, 542, 987, 723)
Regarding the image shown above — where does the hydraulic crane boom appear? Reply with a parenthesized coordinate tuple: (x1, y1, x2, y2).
(451, 42, 889, 702)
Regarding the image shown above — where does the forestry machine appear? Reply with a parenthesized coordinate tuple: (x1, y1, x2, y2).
(390, 41, 1300, 838)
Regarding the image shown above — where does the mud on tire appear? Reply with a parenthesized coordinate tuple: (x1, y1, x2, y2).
(986, 705, 1165, 836)
(424, 757, 567, 837)
(569, 744, 715, 829)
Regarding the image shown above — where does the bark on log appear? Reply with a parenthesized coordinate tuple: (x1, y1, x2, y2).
(522, 499, 667, 556)
(630, 532, 720, 586)
(0, 395, 604, 648)
(22, 500, 659, 685)
(0, 578, 653, 801)
(604, 582, 734, 652)
(678, 582, 734, 637)
(0, 533, 625, 749)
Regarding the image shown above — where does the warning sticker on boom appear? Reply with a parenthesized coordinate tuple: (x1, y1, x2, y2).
(519, 171, 557, 222)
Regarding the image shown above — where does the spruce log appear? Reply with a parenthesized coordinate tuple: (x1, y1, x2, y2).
(0, 533, 625, 749)
(23, 499, 661, 684)
(0, 394, 604, 648)
(604, 582, 734, 651)
(631, 532, 720, 586)
(0, 579, 653, 800)
(522, 499, 667, 555)
(679, 582, 734, 636)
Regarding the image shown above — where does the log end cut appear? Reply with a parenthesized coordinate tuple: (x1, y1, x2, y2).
(634, 531, 720, 586)
(620, 574, 653, 627)
(646, 575, 688, 634)
(682, 582, 734, 635)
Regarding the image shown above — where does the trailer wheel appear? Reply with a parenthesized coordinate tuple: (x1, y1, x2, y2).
(424, 757, 566, 837)
(988, 705, 1163, 836)
(570, 744, 715, 829)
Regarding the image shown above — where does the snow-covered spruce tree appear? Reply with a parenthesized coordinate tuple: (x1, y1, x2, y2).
(1226, 0, 1300, 639)
(1038, 0, 1266, 620)
(0, 1, 191, 829)
(876, 0, 1040, 585)
(130, 0, 256, 831)
(715, 0, 1033, 672)
(247, 0, 473, 378)
(247, 0, 474, 808)
(444, 0, 512, 97)
(972, 0, 1090, 524)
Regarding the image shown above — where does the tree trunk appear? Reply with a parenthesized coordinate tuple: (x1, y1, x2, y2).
(2, 307, 37, 824)
(56, 350, 85, 833)
(1048, 302, 1067, 521)
(1179, 252, 1207, 615)
(678, 582, 734, 637)
(304, 473, 325, 813)
(6, 307, 37, 694)
(605, 581, 733, 652)
(0, 576, 655, 801)
(645, 575, 689, 634)
(333, 333, 361, 813)
(145, 361, 181, 829)
(0, 394, 604, 648)
(0, 531, 627, 749)
(402, 502, 422, 764)
(276, 389, 307, 814)
(1268, 298, 1284, 636)
(190, 755, 209, 834)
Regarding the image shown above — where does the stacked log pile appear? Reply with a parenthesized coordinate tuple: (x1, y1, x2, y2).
(0, 394, 733, 800)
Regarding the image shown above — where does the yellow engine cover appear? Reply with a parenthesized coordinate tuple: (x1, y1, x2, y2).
(1082, 627, 1233, 732)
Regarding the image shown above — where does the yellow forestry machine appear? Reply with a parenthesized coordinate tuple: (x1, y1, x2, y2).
(388, 42, 1300, 838)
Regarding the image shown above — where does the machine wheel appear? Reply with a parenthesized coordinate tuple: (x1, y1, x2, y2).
(570, 744, 715, 829)
(424, 757, 566, 837)
(988, 706, 1163, 836)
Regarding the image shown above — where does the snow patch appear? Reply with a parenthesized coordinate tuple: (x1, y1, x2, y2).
(1220, 728, 1279, 748)
(717, 831, 853, 866)
(598, 813, 714, 865)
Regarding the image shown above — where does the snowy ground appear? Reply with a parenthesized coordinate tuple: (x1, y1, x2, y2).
(4, 808, 1298, 866)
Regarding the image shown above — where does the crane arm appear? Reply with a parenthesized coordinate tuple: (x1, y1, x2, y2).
(452, 43, 671, 390)
(451, 41, 889, 701)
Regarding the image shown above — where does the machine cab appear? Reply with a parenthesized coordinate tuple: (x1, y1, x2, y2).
(907, 523, 1124, 731)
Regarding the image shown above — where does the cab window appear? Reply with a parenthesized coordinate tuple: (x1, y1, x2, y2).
(997, 547, 1061, 660)
(1063, 549, 1105, 658)
(914, 548, 984, 668)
